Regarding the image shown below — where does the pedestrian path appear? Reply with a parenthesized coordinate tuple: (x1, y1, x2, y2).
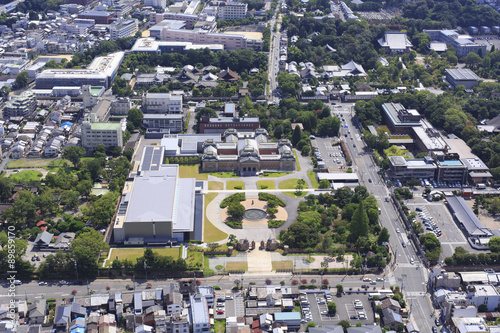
(247, 250, 273, 274)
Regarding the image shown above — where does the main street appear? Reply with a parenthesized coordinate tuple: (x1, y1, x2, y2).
(267, 2, 282, 104)
(335, 104, 436, 332)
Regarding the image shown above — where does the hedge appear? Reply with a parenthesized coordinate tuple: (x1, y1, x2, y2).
(268, 220, 285, 228)
(258, 193, 286, 207)
(226, 220, 242, 228)
(220, 193, 246, 208)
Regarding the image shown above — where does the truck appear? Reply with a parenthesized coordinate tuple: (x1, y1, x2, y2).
(477, 183, 486, 189)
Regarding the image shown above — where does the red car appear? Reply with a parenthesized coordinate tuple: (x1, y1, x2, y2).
(217, 310, 224, 314)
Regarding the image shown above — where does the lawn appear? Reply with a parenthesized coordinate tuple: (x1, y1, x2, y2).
(257, 180, 276, 189)
(186, 248, 203, 270)
(278, 178, 308, 198)
(204, 193, 228, 242)
(226, 181, 244, 190)
(106, 248, 180, 267)
(207, 171, 239, 178)
(208, 181, 224, 190)
(293, 150, 301, 171)
(272, 261, 293, 271)
(307, 171, 319, 189)
(259, 171, 291, 177)
(214, 320, 226, 333)
(8, 170, 43, 182)
(179, 165, 208, 180)
(6, 158, 66, 169)
(225, 261, 248, 271)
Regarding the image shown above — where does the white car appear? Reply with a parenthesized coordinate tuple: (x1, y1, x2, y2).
(396, 228, 400, 233)
(38, 281, 48, 286)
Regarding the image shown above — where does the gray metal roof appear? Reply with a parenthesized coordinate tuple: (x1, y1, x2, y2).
(446, 196, 493, 237)
(445, 68, 480, 81)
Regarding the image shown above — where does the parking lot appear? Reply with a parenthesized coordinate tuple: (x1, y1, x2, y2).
(314, 137, 348, 170)
(406, 197, 472, 258)
(214, 291, 245, 319)
(300, 291, 375, 326)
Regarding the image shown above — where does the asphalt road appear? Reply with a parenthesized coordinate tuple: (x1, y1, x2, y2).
(335, 106, 436, 332)
(267, 5, 282, 104)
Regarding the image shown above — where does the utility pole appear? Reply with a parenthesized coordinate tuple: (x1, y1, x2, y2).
(144, 260, 147, 281)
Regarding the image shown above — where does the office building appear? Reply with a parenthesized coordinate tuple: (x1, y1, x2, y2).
(113, 4, 132, 18)
(78, 11, 116, 24)
(110, 19, 138, 41)
(36, 52, 124, 90)
(201, 128, 295, 174)
(113, 146, 202, 245)
(388, 156, 437, 181)
(423, 30, 487, 57)
(462, 157, 492, 185)
(2, 91, 37, 118)
(445, 68, 481, 90)
(378, 32, 412, 53)
(142, 93, 183, 113)
(434, 152, 468, 184)
(81, 119, 125, 151)
(143, 114, 183, 133)
(217, 2, 247, 20)
(152, 12, 207, 29)
(110, 97, 133, 115)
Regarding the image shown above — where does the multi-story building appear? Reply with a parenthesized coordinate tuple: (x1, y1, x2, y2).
(145, 0, 167, 9)
(190, 294, 210, 333)
(152, 12, 205, 29)
(423, 30, 487, 57)
(462, 157, 493, 185)
(201, 128, 296, 174)
(217, 2, 247, 20)
(156, 28, 262, 51)
(81, 119, 125, 151)
(143, 114, 183, 133)
(142, 93, 183, 113)
(434, 152, 468, 184)
(60, 4, 84, 14)
(66, 0, 92, 6)
(2, 91, 37, 119)
(110, 19, 138, 41)
(388, 156, 437, 181)
(113, 4, 133, 18)
(131, 38, 224, 54)
(466, 285, 500, 311)
(110, 97, 132, 115)
(36, 52, 124, 90)
(78, 11, 116, 24)
(199, 114, 260, 134)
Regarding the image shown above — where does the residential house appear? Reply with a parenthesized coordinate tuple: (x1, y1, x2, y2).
(382, 308, 403, 330)
(27, 301, 46, 325)
(381, 298, 401, 313)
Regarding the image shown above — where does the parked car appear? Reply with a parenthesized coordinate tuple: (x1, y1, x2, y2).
(38, 281, 47, 286)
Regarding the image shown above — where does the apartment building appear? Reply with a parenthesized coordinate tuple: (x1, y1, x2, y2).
(142, 93, 183, 113)
(190, 294, 210, 333)
(81, 120, 125, 150)
(217, 2, 248, 20)
(110, 19, 138, 41)
(3, 91, 37, 118)
(113, 4, 132, 18)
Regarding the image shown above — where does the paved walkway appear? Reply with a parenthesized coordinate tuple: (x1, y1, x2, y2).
(247, 250, 273, 273)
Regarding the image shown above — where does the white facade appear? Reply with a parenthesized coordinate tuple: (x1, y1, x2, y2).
(190, 294, 209, 333)
(144, 0, 167, 8)
(142, 93, 183, 113)
(110, 19, 138, 41)
(467, 285, 500, 311)
(111, 98, 133, 115)
(217, 2, 247, 20)
(81, 120, 125, 150)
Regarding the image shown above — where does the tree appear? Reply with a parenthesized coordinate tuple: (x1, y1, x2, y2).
(71, 229, 109, 277)
(267, 206, 278, 218)
(319, 179, 330, 189)
(207, 242, 219, 251)
(419, 233, 442, 261)
(15, 71, 29, 89)
(76, 180, 93, 197)
(327, 302, 337, 315)
(296, 179, 306, 194)
(336, 284, 343, 294)
(123, 148, 134, 161)
(306, 322, 316, 332)
(350, 201, 369, 240)
(488, 197, 500, 216)
(291, 125, 302, 146)
(377, 227, 390, 245)
(228, 202, 245, 219)
(488, 237, 500, 252)
(128, 108, 143, 129)
(63, 146, 86, 168)
(61, 190, 79, 210)
(0, 178, 13, 201)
